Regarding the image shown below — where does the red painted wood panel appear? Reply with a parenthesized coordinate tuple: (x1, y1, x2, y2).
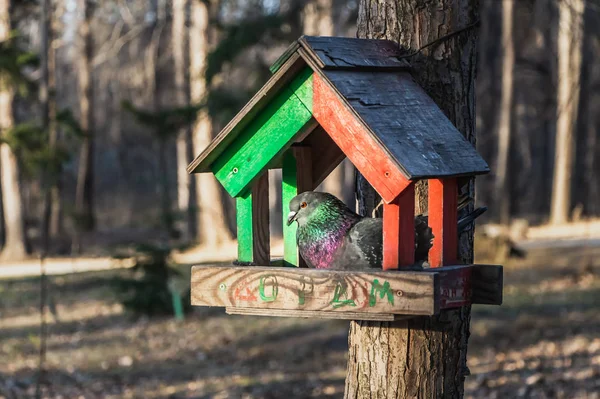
(312, 73, 410, 203)
(437, 265, 472, 309)
(383, 184, 415, 270)
(428, 178, 458, 267)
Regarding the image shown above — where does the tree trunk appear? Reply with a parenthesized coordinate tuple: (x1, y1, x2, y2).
(345, 1, 479, 398)
(172, 0, 195, 240)
(0, 0, 27, 260)
(303, 0, 334, 36)
(303, 0, 355, 205)
(75, 0, 95, 233)
(550, 0, 585, 225)
(190, 0, 232, 246)
(146, 0, 174, 237)
(494, 0, 514, 225)
(40, 0, 60, 253)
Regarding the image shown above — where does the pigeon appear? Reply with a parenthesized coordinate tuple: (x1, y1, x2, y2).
(287, 191, 486, 270)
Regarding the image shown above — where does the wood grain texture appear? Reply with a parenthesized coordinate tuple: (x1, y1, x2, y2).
(312, 72, 411, 203)
(235, 174, 270, 264)
(191, 266, 438, 315)
(251, 173, 270, 264)
(347, 2, 483, 397)
(428, 178, 458, 267)
(188, 53, 306, 174)
(471, 264, 503, 305)
(300, 126, 346, 188)
(299, 36, 411, 70)
(282, 151, 299, 267)
(211, 68, 314, 198)
(226, 307, 396, 321)
(282, 148, 313, 267)
(418, 264, 503, 307)
(269, 40, 300, 73)
(383, 184, 415, 269)
(435, 265, 472, 309)
(236, 193, 253, 263)
(323, 70, 490, 179)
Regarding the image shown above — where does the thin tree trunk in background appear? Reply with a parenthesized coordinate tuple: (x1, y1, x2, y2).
(172, 0, 195, 240)
(147, 0, 173, 236)
(550, 0, 585, 225)
(494, 0, 514, 225)
(346, 0, 478, 397)
(40, 0, 60, 251)
(303, 0, 354, 204)
(0, 0, 27, 261)
(303, 0, 334, 36)
(75, 0, 95, 233)
(190, 0, 232, 245)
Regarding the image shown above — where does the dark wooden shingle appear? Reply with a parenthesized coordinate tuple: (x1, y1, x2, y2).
(322, 69, 490, 179)
(300, 36, 411, 70)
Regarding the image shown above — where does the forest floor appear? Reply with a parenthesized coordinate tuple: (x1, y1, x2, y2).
(1, 240, 600, 398)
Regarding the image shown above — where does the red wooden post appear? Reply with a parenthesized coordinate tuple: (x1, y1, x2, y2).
(428, 178, 458, 267)
(383, 184, 415, 270)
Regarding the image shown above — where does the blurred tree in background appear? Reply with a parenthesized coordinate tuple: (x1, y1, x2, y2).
(0, 0, 599, 261)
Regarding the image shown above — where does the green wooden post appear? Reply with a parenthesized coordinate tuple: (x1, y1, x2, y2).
(282, 147, 313, 267)
(282, 152, 299, 267)
(236, 192, 254, 263)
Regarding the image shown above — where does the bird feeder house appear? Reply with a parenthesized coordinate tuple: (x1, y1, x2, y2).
(188, 36, 503, 321)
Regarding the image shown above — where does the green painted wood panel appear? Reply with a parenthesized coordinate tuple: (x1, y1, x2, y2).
(211, 68, 314, 198)
(236, 192, 254, 263)
(282, 152, 299, 267)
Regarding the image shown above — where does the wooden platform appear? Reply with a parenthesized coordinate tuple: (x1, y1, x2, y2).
(190, 264, 502, 321)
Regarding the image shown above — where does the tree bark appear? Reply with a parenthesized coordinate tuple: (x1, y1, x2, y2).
(75, 0, 95, 233)
(494, 0, 514, 225)
(550, 0, 585, 225)
(345, 1, 479, 398)
(190, 0, 232, 245)
(172, 0, 196, 240)
(0, 0, 27, 260)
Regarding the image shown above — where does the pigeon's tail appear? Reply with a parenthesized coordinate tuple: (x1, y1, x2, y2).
(457, 206, 487, 232)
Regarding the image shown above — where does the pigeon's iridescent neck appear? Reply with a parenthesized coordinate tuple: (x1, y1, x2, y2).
(297, 202, 360, 269)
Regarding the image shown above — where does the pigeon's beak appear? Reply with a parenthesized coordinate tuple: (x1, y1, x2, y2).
(286, 211, 298, 226)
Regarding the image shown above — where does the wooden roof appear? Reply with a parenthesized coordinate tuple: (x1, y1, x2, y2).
(188, 35, 489, 185)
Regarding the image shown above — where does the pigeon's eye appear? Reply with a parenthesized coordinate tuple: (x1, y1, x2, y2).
(300, 201, 307, 209)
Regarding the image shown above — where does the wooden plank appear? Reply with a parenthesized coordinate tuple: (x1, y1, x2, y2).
(282, 151, 298, 267)
(420, 264, 503, 308)
(191, 266, 439, 315)
(236, 193, 254, 263)
(235, 174, 270, 264)
(292, 147, 314, 194)
(282, 148, 313, 267)
(311, 72, 411, 203)
(187, 52, 306, 174)
(251, 173, 270, 264)
(300, 126, 346, 187)
(299, 36, 411, 70)
(436, 265, 472, 309)
(383, 184, 415, 270)
(269, 40, 301, 73)
(211, 68, 314, 198)
(226, 307, 396, 321)
(428, 178, 458, 267)
(471, 264, 503, 305)
(322, 70, 490, 179)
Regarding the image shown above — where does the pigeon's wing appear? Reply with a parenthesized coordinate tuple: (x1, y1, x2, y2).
(332, 218, 383, 270)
